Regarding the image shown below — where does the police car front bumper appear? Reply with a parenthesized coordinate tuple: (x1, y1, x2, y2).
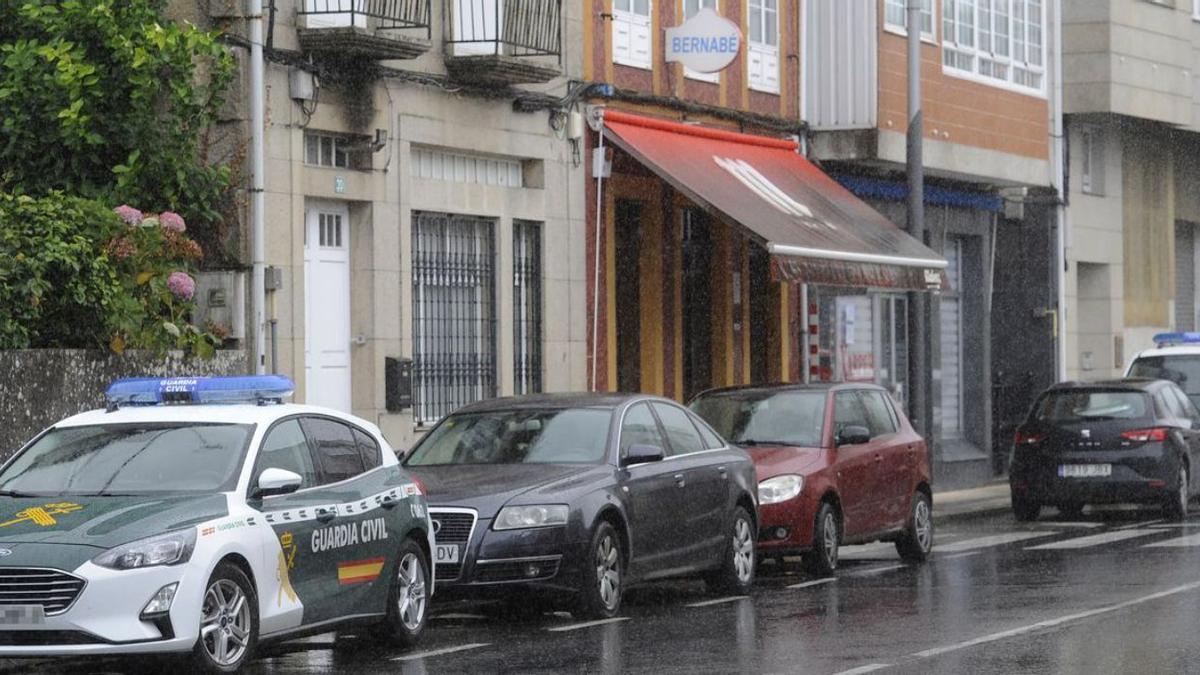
(0, 561, 202, 656)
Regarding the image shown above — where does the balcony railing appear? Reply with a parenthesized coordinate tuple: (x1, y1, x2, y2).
(445, 0, 562, 59)
(296, 0, 432, 59)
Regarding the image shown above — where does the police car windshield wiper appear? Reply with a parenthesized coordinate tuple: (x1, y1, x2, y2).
(0, 489, 41, 498)
(86, 491, 137, 497)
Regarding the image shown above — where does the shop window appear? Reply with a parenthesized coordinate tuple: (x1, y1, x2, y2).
(513, 220, 543, 396)
(411, 212, 497, 425)
(942, 0, 1045, 93)
(748, 0, 780, 93)
(613, 0, 653, 69)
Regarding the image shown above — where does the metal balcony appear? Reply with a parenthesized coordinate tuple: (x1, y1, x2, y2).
(296, 0, 432, 60)
(443, 0, 563, 86)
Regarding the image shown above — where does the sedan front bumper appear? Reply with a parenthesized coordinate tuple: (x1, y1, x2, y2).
(435, 518, 589, 599)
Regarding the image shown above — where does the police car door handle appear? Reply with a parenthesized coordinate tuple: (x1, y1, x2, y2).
(316, 508, 337, 523)
(380, 496, 398, 510)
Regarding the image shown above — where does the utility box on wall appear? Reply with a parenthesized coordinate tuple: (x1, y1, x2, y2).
(194, 271, 247, 340)
(385, 357, 413, 412)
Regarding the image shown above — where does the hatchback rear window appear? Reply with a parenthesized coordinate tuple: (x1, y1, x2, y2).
(1034, 391, 1150, 422)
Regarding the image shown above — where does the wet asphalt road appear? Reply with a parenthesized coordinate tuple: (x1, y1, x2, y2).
(13, 507, 1200, 674)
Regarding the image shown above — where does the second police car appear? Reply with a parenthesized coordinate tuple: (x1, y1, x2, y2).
(0, 376, 432, 672)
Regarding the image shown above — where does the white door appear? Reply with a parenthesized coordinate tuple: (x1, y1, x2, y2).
(304, 203, 352, 412)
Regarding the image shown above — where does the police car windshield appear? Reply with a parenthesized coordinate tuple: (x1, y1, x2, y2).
(405, 409, 612, 465)
(0, 423, 253, 496)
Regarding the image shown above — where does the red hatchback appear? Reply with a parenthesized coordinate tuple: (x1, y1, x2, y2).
(690, 383, 933, 575)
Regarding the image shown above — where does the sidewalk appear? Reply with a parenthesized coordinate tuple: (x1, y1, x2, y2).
(933, 480, 1012, 522)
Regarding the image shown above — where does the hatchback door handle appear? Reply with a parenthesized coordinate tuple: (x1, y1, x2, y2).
(875, 455, 883, 462)
(316, 508, 337, 523)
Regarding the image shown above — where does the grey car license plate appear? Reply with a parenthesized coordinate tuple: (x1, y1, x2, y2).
(0, 605, 45, 626)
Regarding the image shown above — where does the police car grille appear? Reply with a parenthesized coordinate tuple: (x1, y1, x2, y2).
(0, 568, 86, 615)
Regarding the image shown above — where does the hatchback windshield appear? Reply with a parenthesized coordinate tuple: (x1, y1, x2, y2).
(691, 390, 827, 447)
(1033, 391, 1150, 422)
(1128, 355, 1200, 406)
(405, 409, 612, 465)
(0, 423, 253, 496)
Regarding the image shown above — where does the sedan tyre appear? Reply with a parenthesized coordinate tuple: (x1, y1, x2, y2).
(575, 521, 623, 620)
(801, 502, 840, 577)
(373, 537, 430, 649)
(704, 506, 757, 594)
(1163, 465, 1190, 522)
(190, 563, 258, 674)
(895, 491, 934, 562)
(1012, 493, 1041, 522)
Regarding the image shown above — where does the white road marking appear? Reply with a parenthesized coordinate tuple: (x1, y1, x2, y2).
(686, 595, 749, 608)
(935, 531, 1059, 553)
(1149, 523, 1200, 528)
(1144, 532, 1200, 547)
(434, 613, 489, 620)
(392, 643, 490, 661)
(1027, 529, 1159, 550)
(848, 564, 908, 577)
(831, 664, 893, 675)
(909, 581, 1200, 660)
(546, 617, 630, 632)
(1114, 519, 1162, 530)
(938, 551, 981, 560)
(1034, 521, 1104, 528)
(787, 577, 837, 590)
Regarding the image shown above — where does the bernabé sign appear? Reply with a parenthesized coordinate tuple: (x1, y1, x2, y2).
(664, 8, 742, 73)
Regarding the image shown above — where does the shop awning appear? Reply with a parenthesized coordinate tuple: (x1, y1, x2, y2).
(601, 110, 948, 291)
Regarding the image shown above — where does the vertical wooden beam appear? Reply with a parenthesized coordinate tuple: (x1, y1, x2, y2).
(674, 213, 685, 399)
(605, 190, 617, 391)
(710, 222, 734, 386)
(639, 197, 665, 395)
(741, 240, 752, 383)
(779, 283, 791, 382)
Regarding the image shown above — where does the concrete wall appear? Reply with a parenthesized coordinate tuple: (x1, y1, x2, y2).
(0, 350, 249, 462)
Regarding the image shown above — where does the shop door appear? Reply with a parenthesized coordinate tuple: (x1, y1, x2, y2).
(615, 200, 643, 393)
(877, 295, 909, 409)
(304, 202, 352, 412)
(682, 210, 713, 400)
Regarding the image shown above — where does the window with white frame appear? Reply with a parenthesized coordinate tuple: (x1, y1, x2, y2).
(748, 0, 780, 93)
(304, 131, 368, 170)
(943, 0, 1045, 92)
(613, 0, 652, 69)
(684, 0, 720, 83)
(1080, 126, 1104, 196)
(885, 0, 935, 39)
(1194, 0, 1200, 19)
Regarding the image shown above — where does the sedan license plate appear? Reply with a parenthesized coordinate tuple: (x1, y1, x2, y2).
(1058, 464, 1112, 478)
(0, 605, 45, 626)
(435, 544, 460, 564)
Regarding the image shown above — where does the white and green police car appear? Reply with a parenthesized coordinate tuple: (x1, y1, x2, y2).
(0, 376, 433, 672)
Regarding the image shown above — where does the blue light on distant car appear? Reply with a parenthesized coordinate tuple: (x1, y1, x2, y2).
(1152, 332, 1200, 347)
(105, 375, 295, 408)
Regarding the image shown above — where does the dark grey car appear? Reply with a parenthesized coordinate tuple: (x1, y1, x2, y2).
(403, 393, 758, 619)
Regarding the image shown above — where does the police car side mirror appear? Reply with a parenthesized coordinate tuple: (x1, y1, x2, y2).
(255, 468, 303, 498)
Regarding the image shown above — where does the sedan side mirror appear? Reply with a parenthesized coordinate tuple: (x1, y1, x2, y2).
(625, 444, 665, 466)
(254, 468, 303, 498)
(836, 425, 871, 447)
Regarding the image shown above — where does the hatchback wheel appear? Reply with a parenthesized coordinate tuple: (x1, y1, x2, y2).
(802, 502, 840, 577)
(895, 491, 933, 562)
(575, 521, 622, 620)
(1164, 465, 1190, 521)
(1012, 493, 1041, 522)
(704, 506, 757, 593)
(191, 563, 258, 674)
(372, 537, 430, 649)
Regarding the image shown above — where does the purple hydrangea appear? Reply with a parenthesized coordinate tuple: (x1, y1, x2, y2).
(113, 204, 143, 226)
(159, 211, 186, 233)
(167, 271, 196, 300)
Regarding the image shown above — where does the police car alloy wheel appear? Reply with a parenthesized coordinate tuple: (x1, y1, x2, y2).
(373, 538, 430, 647)
(193, 563, 258, 672)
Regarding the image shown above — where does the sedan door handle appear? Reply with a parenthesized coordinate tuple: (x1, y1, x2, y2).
(316, 508, 337, 524)
(718, 465, 728, 480)
(674, 473, 686, 487)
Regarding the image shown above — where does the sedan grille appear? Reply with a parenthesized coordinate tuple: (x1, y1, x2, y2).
(0, 568, 86, 616)
(430, 510, 476, 582)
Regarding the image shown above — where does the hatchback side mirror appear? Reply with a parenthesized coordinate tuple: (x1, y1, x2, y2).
(254, 468, 303, 498)
(836, 425, 871, 447)
(625, 444, 665, 466)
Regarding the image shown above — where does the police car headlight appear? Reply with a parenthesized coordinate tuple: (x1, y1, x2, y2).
(493, 505, 569, 530)
(93, 529, 198, 570)
(758, 475, 804, 505)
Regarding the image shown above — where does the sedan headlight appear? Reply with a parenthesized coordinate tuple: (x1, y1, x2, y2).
(93, 528, 197, 570)
(758, 475, 804, 505)
(493, 505, 569, 531)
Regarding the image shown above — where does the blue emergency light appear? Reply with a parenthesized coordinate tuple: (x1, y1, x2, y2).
(1153, 332, 1200, 347)
(105, 375, 295, 408)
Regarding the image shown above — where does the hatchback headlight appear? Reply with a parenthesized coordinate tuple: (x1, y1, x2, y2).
(493, 505, 569, 530)
(93, 529, 197, 570)
(758, 475, 804, 505)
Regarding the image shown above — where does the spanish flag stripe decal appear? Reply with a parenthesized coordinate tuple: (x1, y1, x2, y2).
(337, 557, 386, 585)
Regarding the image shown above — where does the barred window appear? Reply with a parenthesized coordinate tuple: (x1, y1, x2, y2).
(412, 212, 497, 425)
(513, 220, 543, 396)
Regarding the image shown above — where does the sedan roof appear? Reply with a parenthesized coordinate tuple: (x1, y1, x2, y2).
(451, 392, 647, 414)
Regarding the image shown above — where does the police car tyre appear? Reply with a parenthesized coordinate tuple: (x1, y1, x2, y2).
(374, 537, 430, 648)
(1012, 494, 1041, 522)
(704, 506, 756, 593)
(802, 502, 840, 577)
(575, 521, 622, 620)
(189, 563, 258, 674)
(895, 491, 933, 562)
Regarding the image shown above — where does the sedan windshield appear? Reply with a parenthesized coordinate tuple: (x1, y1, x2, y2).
(0, 423, 253, 496)
(405, 409, 612, 465)
(691, 391, 826, 447)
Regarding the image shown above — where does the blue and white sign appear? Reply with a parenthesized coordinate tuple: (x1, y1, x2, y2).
(665, 8, 742, 74)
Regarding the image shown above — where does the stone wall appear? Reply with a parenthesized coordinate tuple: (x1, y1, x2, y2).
(0, 350, 249, 461)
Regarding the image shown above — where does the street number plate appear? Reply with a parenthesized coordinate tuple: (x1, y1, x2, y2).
(0, 605, 45, 626)
(435, 544, 460, 564)
(1058, 464, 1112, 478)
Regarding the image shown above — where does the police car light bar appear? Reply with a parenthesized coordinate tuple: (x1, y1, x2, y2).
(1153, 332, 1200, 347)
(105, 375, 296, 408)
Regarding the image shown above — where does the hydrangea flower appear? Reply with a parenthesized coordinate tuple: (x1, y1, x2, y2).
(159, 211, 186, 233)
(167, 271, 196, 300)
(113, 205, 143, 226)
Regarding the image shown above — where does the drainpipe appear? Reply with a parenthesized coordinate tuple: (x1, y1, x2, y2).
(249, 0, 267, 375)
(590, 112, 607, 392)
(1051, 0, 1068, 381)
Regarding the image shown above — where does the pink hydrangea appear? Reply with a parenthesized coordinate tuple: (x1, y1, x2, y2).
(159, 211, 186, 233)
(113, 204, 143, 226)
(167, 271, 196, 300)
